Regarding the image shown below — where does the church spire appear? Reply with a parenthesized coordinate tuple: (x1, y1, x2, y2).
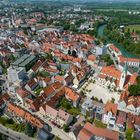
(123, 61, 128, 75)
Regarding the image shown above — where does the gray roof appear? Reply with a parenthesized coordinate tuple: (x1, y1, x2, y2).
(12, 54, 30, 66)
(12, 54, 36, 67)
(38, 129, 54, 140)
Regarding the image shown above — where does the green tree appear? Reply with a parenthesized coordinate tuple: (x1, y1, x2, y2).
(136, 76, 140, 84)
(25, 123, 36, 137)
(128, 85, 140, 96)
(126, 129, 137, 140)
(63, 124, 69, 132)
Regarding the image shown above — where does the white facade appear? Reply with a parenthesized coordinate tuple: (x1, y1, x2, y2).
(119, 70, 126, 90)
(7, 67, 26, 83)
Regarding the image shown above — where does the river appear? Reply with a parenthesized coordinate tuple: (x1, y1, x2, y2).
(97, 24, 139, 58)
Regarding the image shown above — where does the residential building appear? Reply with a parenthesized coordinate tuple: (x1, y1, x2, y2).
(116, 111, 127, 132)
(77, 122, 119, 140)
(7, 102, 44, 128)
(39, 104, 73, 127)
(65, 87, 80, 107)
(103, 102, 118, 129)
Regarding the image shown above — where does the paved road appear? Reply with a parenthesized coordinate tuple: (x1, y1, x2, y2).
(0, 124, 36, 140)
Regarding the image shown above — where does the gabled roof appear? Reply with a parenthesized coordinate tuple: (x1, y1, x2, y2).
(105, 102, 118, 116)
(42, 82, 63, 98)
(127, 113, 140, 128)
(109, 44, 120, 53)
(0, 93, 10, 106)
(16, 88, 29, 98)
(77, 122, 119, 140)
(58, 109, 71, 123)
(87, 54, 96, 61)
(101, 65, 121, 80)
(27, 78, 38, 88)
(119, 55, 140, 63)
(7, 102, 26, 118)
(116, 111, 127, 125)
(65, 87, 80, 102)
(45, 104, 58, 118)
(54, 75, 65, 82)
(7, 102, 44, 128)
(31, 60, 43, 72)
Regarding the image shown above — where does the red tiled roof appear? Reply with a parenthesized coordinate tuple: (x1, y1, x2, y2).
(87, 55, 96, 61)
(42, 82, 63, 98)
(116, 111, 127, 125)
(0, 93, 10, 105)
(16, 88, 29, 98)
(109, 45, 120, 53)
(119, 91, 129, 102)
(54, 75, 64, 82)
(27, 79, 37, 88)
(31, 60, 43, 72)
(99, 74, 107, 79)
(78, 122, 119, 140)
(65, 87, 79, 102)
(101, 65, 121, 80)
(7, 103, 26, 118)
(78, 128, 93, 140)
(45, 104, 58, 118)
(58, 109, 71, 123)
(127, 113, 137, 129)
(119, 55, 140, 63)
(7, 102, 43, 128)
(105, 102, 118, 116)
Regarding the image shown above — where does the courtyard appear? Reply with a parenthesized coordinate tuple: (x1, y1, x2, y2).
(79, 78, 120, 104)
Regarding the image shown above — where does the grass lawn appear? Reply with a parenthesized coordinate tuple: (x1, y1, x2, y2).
(94, 119, 107, 128)
(67, 108, 81, 117)
(39, 71, 50, 77)
(6, 123, 25, 132)
(126, 128, 137, 140)
(59, 98, 81, 116)
(126, 25, 140, 32)
(61, 61, 70, 64)
(34, 87, 43, 96)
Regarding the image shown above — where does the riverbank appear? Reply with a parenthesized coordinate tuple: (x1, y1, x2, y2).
(97, 24, 140, 59)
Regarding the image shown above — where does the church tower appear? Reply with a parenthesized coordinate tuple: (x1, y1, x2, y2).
(119, 62, 127, 90)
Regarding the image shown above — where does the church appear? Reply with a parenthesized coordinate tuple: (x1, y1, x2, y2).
(98, 63, 137, 91)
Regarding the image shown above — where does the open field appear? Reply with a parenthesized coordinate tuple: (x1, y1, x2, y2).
(126, 25, 140, 32)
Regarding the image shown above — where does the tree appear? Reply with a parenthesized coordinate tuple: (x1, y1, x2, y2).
(68, 50, 71, 55)
(128, 85, 140, 96)
(94, 40, 100, 45)
(60, 98, 72, 110)
(136, 76, 140, 84)
(63, 24, 70, 30)
(101, 54, 114, 66)
(25, 123, 36, 137)
(99, 99, 103, 103)
(63, 124, 69, 132)
(111, 98, 115, 103)
(55, 136, 61, 140)
(126, 129, 137, 140)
